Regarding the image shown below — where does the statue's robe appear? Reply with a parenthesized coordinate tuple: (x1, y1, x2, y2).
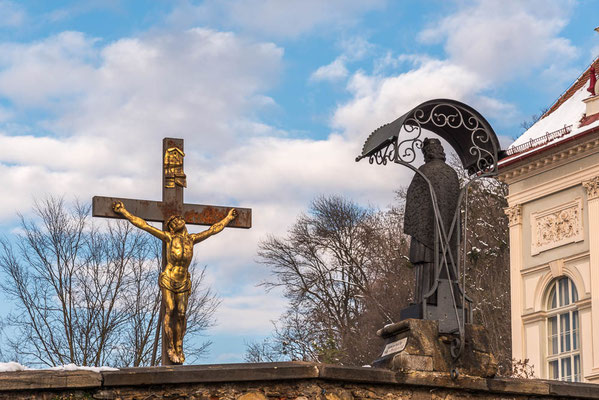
(404, 159, 460, 304)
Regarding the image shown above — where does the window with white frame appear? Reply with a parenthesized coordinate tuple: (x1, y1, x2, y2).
(546, 277, 580, 382)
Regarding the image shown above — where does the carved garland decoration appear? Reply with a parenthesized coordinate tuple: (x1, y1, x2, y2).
(531, 198, 583, 256)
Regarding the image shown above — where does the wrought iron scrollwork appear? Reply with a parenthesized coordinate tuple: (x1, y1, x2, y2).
(362, 100, 499, 173)
(368, 141, 396, 165)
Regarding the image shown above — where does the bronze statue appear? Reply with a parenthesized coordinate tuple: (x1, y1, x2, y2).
(113, 201, 237, 364)
(404, 138, 460, 304)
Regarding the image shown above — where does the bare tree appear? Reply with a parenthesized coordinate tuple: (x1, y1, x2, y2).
(249, 178, 511, 369)
(519, 107, 549, 132)
(251, 195, 412, 366)
(460, 176, 511, 373)
(0, 197, 219, 367)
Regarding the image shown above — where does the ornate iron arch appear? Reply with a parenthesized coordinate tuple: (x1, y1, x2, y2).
(355, 99, 505, 175)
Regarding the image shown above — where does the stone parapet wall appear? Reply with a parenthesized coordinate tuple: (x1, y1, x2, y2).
(0, 362, 597, 400)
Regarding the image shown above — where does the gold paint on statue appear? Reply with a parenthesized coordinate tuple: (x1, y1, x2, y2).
(164, 147, 187, 188)
(112, 201, 237, 364)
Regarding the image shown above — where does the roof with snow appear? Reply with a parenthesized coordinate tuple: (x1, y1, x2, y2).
(499, 57, 599, 168)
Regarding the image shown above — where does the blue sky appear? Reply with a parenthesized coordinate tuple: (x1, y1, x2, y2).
(0, 0, 598, 364)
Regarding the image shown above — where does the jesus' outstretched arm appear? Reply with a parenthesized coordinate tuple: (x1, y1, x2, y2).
(112, 201, 169, 241)
(191, 208, 237, 244)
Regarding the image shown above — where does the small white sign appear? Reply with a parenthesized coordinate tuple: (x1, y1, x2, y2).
(381, 337, 407, 357)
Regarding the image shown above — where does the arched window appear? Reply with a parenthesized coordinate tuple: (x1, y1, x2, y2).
(546, 277, 580, 382)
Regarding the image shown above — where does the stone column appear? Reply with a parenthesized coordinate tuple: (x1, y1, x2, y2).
(505, 204, 524, 361)
(583, 176, 599, 371)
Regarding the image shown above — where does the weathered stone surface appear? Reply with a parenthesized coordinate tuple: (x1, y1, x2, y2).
(390, 353, 433, 372)
(102, 362, 320, 387)
(374, 319, 498, 378)
(0, 362, 596, 399)
(0, 369, 101, 391)
(238, 391, 268, 400)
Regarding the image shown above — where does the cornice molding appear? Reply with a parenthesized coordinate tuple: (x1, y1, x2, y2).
(506, 163, 599, 206)
(498, 136, 599, 184)
(522, 297, 591, 324)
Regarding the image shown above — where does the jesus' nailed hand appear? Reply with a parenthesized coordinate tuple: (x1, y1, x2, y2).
(112, 200, 237, 364)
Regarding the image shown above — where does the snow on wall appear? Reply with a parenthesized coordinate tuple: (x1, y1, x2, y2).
(0, 362, 119, 373)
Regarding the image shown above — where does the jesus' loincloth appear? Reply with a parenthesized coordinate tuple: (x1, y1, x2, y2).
(159, 271, 191, 294)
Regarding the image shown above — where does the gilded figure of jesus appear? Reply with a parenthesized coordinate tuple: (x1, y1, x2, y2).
(113, 201, 237, 364)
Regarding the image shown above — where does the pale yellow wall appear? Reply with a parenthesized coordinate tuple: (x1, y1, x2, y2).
(503, 144, 599, 383)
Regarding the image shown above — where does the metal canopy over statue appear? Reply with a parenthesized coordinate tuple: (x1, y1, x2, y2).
(92, 138, 252, 365)
(356, 99, 504, 376)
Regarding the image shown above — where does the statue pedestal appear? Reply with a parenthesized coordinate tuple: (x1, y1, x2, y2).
(372, 319, 497, 378)
(399, 279, 469, 334)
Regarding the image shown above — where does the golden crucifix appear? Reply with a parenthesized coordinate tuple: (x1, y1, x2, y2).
(112, 202, 237, 364)
(92, 138, 252, 365)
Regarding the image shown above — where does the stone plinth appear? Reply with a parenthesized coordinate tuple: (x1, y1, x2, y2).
(373, 318, 498, 378)
(0, 362, 598, 399)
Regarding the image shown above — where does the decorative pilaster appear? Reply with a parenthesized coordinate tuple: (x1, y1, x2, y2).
(504, 204, 524, 361)
(505, 205, 523, 227)
(584, 176, 599, 200)
(583, 177, 599, 370)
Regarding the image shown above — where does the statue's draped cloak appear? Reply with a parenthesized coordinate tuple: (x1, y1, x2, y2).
(404, 160, 460, 262)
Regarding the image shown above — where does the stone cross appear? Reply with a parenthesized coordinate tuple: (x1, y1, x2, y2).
(92, 137, 251, 365)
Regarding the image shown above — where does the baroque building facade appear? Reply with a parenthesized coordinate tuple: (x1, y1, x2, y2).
(498, 57, 599, 382)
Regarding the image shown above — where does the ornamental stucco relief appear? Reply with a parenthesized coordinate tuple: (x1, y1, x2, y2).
(504, 204, 522, 226)
(583, 176, 599, 200)
(531, 198, 583, 255)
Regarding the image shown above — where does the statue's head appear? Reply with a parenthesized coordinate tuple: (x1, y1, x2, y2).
(422, 138, 446, 162)
(166, 215, 186, 233)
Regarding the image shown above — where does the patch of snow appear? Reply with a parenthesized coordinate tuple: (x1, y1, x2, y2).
(499, 79, 599, 166)
(467, 247, 481, 255)
(0, 362, 29, 372)
(48, 363, 119, 372)
(0, 362, 119, 373)
(510, 82, 589, 148)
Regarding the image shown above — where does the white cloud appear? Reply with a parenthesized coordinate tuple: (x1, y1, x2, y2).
(0, 32, 97, 107)
(211, 286, 287, 335)
(327, 0, 583, 150)
(333, 60, 484, 141)
(339, 36, 374, 61)
(0, 106, 12, 122)
(419, 0, 577, 81)
(168, 0, 386, 39)
(310, 58, 349, 82)
(0, 26, 403, 326)
(0, 28, 284, 222)
(310, 37, 375, 83)
(0, 1, 26, 28)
